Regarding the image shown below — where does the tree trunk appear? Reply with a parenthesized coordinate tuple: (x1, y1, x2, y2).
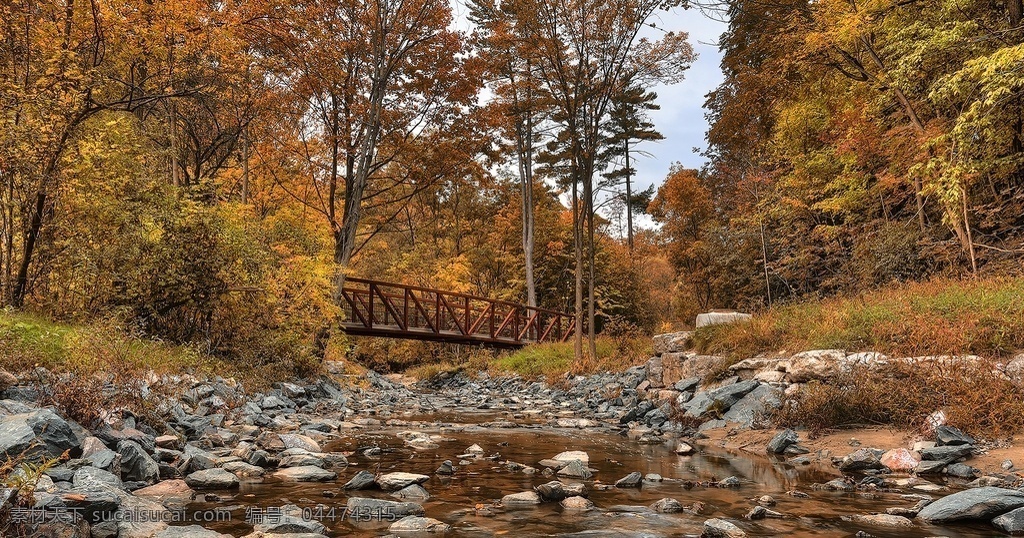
(241, 126, 250, 204)
(572, 174, 583, 361)
(624, 139, 634, 251)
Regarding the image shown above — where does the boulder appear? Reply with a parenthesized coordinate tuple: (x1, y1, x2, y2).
(389, 516, 451, 534)
(560, 496, 594, 511)
(849, 514, 913, 527)
(881, 448, 921, 472)
(839, 448, 885, 472)
(721, 384, 781, 427)
(273, 465, 336, 482)
(0, 370, 16, 392)
(552, 450, 589, 465)
(682, 380, 760, 418)
(651, 498, 684, 513)
(766, 429, 798, 454)
(277, 433, 320, 453)
(0, 409, 80, 459)
(391, 484, 430, 500)
(118, 440, 160, 484)
(916, 487, 1024, 523)
(184, 468, 240, 489)
(556, 459, 593, 479)
(117, 493, 171, 537)
(133, 479, 196, 510)
(702, 518, 747, 538)
(345, 497, 424, 519)
(920, 444, 973, 464)
(935, 425, 975, 446)
(72, 466, 123, 489)
(645, 356, 665, 388)
(1005, 353, 1024, 381)
(502, 491, 542, 506)
(779, 349, 847, 383)
(992, 507, 1024, 534)
(614, 471, 642, 488)
(652, 331, 692, 355)
(344, 470, 377, 490)
(535, 481, 569, 502)
(377, 472, 429, 491)
(695, 312, 752, 328)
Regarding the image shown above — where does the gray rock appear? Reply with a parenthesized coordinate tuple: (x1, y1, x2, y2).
(502, 490, 542, 506)
(718, 476, 741, 487)
(917, 487, 1024, 523)
(132, 479, 196, 510)
(673, 377, 701, 393)
(682, 380, 760, 418)
(391, 484, 430, 500)
(346, 497, 424, 519)
(377, 472, 429, 491)
(614, 471, 642, 488)
(915, 460, 947, 474)
(273, 465, 336, 482)
(651, 498, 684, 513)
(389, 516, 451, 534)
(696, 312, 752, 328)
(184, 468, 239, 489)
(920, 444, 973, 464)
(945, 463, 977, 479)
(992, 506, 1024, 534)
(535, 481, 568, 502)
(117, 440, 159, 484)
(935, 425, 975, 446)
(721, 384, 781, 427)
(556, 459, 593, 479)
(0, 409, 80, 460)
(767, 429, 798, 454)
(435, 460, 454, 475)
(839, 448, 884, 472)
(560, 496, 594, 511)
(653, 331, 692, 355)
(702, 517, 747, 537)
(848, 514, 913, 527)
(72, 466, 123, 489)
(279, 453, 325, 468)
(344, 470, 377, 490)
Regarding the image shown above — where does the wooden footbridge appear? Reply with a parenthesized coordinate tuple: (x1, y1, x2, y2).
(340, 278, 574, 348)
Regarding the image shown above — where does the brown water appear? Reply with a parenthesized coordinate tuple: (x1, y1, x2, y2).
(183, 421, 998, 537)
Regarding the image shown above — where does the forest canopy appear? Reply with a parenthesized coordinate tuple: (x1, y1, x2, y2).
(1, 0, 1021, 369)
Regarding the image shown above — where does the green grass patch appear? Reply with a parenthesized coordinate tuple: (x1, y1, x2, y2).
(0, 309, 233, 380)
(692, 276, 1024, 359)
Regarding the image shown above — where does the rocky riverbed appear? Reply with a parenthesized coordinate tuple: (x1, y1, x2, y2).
(2, 340, 1024, 537)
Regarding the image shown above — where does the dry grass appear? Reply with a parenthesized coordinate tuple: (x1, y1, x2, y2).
(493, 336, 652, 383)
(773, 358, 1024, 437)
(692, 276, 1024, 360)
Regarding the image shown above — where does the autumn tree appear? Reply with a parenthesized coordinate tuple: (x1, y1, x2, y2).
(255, 0, 480, 299)
(513, 0, 694, 359)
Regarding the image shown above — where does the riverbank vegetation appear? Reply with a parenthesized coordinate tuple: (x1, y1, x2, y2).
(692, 276, 1024, 360)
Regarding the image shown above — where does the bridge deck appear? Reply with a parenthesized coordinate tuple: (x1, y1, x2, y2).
(339, 278, 574, 348)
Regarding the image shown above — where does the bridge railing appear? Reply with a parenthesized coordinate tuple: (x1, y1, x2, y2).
(339, 277, 574, 347)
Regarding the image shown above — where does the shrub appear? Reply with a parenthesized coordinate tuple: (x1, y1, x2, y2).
(773, 358, 1024, 436)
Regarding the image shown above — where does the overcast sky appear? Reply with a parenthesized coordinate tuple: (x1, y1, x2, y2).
(451, 3, 727, 217)
(634, 8, 727, 192)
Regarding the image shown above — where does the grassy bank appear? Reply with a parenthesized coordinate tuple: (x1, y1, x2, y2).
(0, 310, 316, 387)
(692, 276, 1024, 360)
(404, 336, 652, 383)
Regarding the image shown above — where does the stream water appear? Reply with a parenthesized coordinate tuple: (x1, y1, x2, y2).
(182, 413, 999, 538)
